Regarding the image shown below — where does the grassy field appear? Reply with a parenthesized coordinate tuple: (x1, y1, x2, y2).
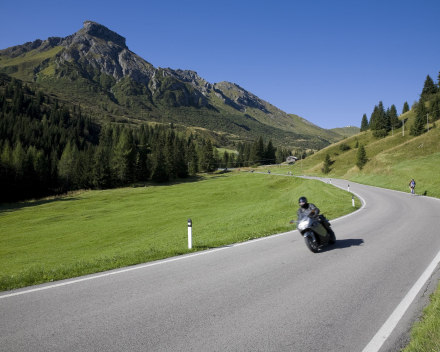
(0, 171, 360, 291)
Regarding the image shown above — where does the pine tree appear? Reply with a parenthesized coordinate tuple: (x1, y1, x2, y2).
(410, 112, 426, 136)
(135, 145, 149, 182)
(256, 136, 265, 163)
(275, 148, 283, 164)
(389, 105, 399, 129)
(421, 75, 437, 98)
(221, 151, 229, 168)
(49, 148, 59, 192)
(430, 94, 440, 121)
(360, 114, 369, 131)
(369, 105, 379, 130)
(0, 142, 13, 202)
(75, 146, 94, 189)
(356, 144, 367, 170)
(402, 101, 410, 114)
(93, 144, 112, 189)
(187, 142, 198, 175)
(58, 141, 78, 191)
(202, 139, 215, 172)
(417, 97, 428, 115)
(249, 140, 259, 165)
(377, 101, 387, 130)
(323, 154, 331, 174)
(212, 147, 220, 169)
(150, 139, 168, 183)
(163, 130, 176, 179)
(265, 139, 276, 164)
(112, 129, 136, 184)
(33, 149, 49, 197)
(175, 138, 188, 178)
(227, 153, 235, 168)
(370, 102, 388, 137)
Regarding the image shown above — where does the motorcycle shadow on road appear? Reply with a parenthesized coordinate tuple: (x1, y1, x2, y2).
(319, 239, 364, 253)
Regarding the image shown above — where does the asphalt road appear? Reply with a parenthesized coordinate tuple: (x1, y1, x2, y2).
(2, 178, 440, 352)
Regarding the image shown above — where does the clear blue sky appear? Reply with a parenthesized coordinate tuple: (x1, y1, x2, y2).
(1, 0, 439, 129)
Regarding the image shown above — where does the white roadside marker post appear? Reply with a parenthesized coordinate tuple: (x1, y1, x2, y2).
(188, 219, 192, 249)
(348, 184, 350, 192)
(352, 195, 355, 207)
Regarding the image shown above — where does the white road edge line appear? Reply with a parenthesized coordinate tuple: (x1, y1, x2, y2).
(362, 250, 440, 352)
(318, 177, 440, 351)
(0, 175, 366, 300)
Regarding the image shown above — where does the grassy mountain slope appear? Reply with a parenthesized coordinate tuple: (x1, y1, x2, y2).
(0, 21, 342, 150)
(287, 109, 440, 197)
(329, 126, 360, 137)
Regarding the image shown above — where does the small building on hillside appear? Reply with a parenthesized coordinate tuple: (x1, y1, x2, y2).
(286, 156, 298, 163)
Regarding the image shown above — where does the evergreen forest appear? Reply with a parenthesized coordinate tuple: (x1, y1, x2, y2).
(0, 74, 294, 203)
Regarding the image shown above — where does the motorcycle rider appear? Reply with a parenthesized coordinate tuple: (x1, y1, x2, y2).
(297, 197, 335, 238)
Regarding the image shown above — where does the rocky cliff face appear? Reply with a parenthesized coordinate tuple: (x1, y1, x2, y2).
(0, 21, 155, 86)
(57, 21, 155, 86)
(0, 21, 284, 114)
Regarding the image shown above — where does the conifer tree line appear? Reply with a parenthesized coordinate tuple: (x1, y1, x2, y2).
(364, 101, 400, 137)
(0, 74, 295, 203)
(360, 71, 440, 137)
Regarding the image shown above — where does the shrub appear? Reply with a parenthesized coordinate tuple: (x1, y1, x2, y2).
(339, 143, 351, 151)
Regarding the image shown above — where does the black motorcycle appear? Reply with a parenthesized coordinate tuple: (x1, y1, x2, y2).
(290, 210, 336, 253)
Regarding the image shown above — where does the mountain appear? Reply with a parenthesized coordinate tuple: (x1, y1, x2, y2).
(0, 20, 342, 149)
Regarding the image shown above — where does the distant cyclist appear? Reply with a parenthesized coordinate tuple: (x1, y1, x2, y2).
(409, 179, 416, 195)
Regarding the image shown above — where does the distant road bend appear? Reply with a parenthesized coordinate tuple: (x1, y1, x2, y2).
(2, 178, 440, 351)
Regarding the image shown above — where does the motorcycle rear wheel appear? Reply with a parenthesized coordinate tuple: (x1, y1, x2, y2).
(305, 236, 319, 253)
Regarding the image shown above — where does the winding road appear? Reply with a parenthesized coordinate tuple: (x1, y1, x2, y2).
(2, 177, 440, 351)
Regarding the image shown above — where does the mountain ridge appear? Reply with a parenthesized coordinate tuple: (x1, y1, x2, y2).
(0, 21, 344, 149)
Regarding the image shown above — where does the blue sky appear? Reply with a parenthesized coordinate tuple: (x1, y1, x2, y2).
(1, 0, 440, 129)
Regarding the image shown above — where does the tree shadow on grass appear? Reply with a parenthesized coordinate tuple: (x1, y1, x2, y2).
(320, 238, 365, 253)
(134, 173, 230, 188)
(0, 197, 80, 216)
(0, 173, 232, 215)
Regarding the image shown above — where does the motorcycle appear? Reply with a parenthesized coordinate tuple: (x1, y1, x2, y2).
(290, 210, 336, 253)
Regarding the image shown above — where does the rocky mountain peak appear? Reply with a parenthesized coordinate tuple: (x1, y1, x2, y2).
(81, 21, 127, 48)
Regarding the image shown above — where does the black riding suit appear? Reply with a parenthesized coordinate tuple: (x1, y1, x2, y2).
(297, 203, 320, 221)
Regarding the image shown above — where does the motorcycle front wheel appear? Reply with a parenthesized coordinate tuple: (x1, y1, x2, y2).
(305, 236, 319, 253)
(328, 228, 336, 245)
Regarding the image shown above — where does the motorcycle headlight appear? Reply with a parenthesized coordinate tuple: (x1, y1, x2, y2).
(298, 219, 308, 231)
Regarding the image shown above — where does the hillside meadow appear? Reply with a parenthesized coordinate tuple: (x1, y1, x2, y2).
(0, 171, 360, 291)
(279, 110, 440, 198)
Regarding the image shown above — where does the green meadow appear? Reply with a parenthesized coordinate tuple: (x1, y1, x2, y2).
(0, 171, 360, 291)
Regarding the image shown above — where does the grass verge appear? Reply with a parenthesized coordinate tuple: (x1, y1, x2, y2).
(401, 281, 440, 351)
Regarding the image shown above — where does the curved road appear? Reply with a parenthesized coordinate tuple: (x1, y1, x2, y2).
(2, 178, 440, 351)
